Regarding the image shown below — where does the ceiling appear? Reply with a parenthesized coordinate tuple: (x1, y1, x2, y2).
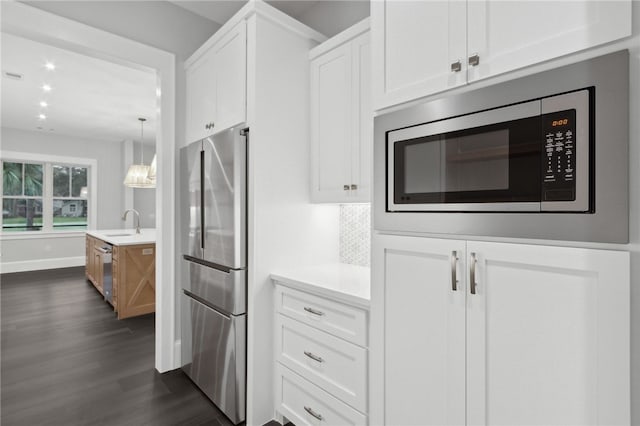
(0, 1, 321, 145)
(169, 1, 320, 26)
(1, 32, 157, 144)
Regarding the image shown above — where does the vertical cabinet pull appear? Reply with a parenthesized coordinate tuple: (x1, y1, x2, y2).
(469, 252, 478, 295)
(304, 406, 324, 421)
(450, 251, 458, 291)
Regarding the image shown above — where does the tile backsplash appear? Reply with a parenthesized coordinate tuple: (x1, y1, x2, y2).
(339, 204, 371, 267)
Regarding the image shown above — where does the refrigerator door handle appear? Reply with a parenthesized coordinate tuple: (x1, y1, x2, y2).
(200, 149, 205, 250)
(183, 254, 233, 274)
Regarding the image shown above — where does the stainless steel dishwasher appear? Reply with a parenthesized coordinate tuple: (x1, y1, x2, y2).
(96, 244, 113, 304)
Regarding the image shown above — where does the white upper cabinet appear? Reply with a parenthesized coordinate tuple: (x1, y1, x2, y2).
(372, 0, 632, 110)
(185, 21, 247, 144)
(186, 51, 216, 144)
(371, 0, 467, 111)
(213, 22, 247, 132)
(310, 20, 371, 203)
(371, 234, 630, 425)
(467, 1, 632, 83)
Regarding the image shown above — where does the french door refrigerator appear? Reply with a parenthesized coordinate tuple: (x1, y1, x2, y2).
(181, 124, 248, 425)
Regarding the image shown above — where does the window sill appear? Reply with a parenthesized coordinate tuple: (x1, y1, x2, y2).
(0, 230, 88, 241)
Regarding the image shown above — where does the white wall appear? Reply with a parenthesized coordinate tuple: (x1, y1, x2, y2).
(2, 127, 125, 228)
(22, 0, 221, 59)
(0, 127, 126, 272)
(133, 143, 157, 228)
(297, 0, 370, 37)
(21, 0, 219, 349)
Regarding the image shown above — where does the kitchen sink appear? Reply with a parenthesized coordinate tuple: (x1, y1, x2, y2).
(104, 233, 135, 237)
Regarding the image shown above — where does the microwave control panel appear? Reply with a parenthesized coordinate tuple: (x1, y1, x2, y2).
(542, 109, 577, 201)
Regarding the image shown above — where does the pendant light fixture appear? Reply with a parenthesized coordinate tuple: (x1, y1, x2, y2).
(147, 153, 157, 183)
(123, 117, 155, 188)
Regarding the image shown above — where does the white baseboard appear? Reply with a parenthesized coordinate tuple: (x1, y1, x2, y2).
(0, 256, 85, 274)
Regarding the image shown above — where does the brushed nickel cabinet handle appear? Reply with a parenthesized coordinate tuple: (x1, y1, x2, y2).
(351, 184, 358, 190)
(304, 351, 324, 363)
(451, 60, 462, 72)
(343, 184, 350, 191)
(304, 406, 324, 421)
(451, 250, 458, 291)
(304, 306, 325, 316)
(468, 54, 480, 67)
(470, 252, 478, 295)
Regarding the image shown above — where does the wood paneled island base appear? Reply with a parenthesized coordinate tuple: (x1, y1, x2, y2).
(86, 234, 156, 319)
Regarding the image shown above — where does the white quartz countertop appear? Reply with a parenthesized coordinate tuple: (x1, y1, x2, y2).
(271, 263, 371, 309)
(86, 229, 156, 246)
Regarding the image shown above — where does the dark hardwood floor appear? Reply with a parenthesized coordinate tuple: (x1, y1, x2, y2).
(1, 267, 236, 426)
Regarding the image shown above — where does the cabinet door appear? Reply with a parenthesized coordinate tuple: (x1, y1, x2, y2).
(94, 248, 103, 291)
(85, 235, 93, 280)
(371, 234, 466, 425)
(310, 43, 352, 202)
(349, 31, 372, 203)
(213, 21, 247, 133)
(186, 51, 216, 143)
(371, 0, 467, 110)
(466, 241, 630, 425)
(467, 0, 632, 83)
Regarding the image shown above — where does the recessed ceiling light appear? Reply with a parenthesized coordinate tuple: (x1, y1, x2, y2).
(38, 114, 47, 120)
(40, 101, 48, 108)
(45, 62, 56, 71)
(42, 84, 52, 92)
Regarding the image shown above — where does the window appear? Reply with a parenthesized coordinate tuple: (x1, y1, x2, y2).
(2, 161, 44, 231)
(52, 165, 88, 230)
(1, 157, 92, 233)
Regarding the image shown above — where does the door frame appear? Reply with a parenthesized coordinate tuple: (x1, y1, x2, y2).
(1, 2, 177, 372)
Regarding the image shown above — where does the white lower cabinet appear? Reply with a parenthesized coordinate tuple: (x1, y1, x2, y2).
(274, 284, 369, 425)
(371, 234, 630, 426)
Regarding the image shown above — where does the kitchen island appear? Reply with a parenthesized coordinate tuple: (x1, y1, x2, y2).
(85, 229, 156, 319)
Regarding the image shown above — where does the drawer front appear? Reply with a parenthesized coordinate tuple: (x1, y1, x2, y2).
(276, 286, 368, 346)
(277, 314, 367, 412)
(276, 364, 367, 426)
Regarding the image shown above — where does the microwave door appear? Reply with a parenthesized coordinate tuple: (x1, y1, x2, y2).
(388, 100, 543, 212)
(183, 140, 204, 260)
(202, 127, 247, 270)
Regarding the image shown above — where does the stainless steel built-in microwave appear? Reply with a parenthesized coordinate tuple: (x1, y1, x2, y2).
(388, 89, 592, 213)
(374, 50, 629, 243)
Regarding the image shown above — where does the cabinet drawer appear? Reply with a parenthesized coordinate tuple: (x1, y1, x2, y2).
(276, 364, 367, 426)
(275, 286, 367, 346)
(276, 314, 367, 412)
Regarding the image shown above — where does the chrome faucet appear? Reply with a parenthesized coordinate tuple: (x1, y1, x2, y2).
(122, 209, 141, 234)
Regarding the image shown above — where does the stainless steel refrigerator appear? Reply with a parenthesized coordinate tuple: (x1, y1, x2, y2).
(180, 124, 248, 425)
